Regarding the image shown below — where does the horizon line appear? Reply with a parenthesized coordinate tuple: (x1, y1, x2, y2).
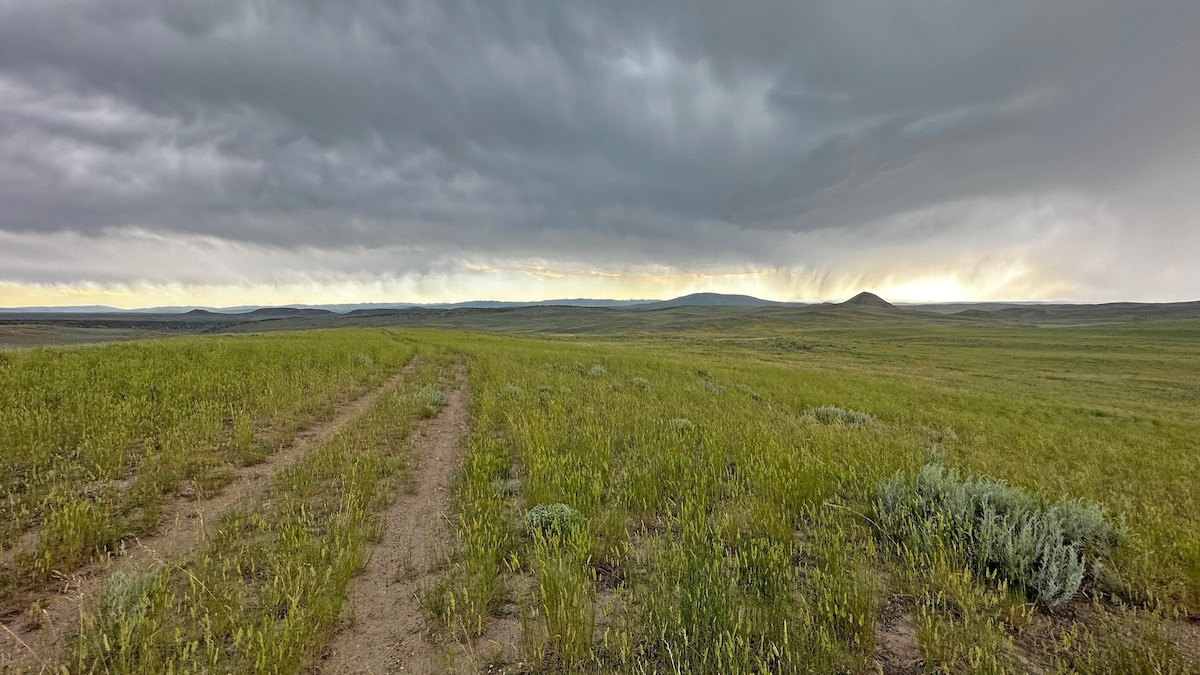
(3, 293, 1199, 313)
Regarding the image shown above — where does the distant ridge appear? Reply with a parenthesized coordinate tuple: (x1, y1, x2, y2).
(180, 307, 338, 318)
(631, 292, 793, 310)
(6, 295, 1200, 327)
(242, 307, 336, 318)
(840, 292, 895, 309)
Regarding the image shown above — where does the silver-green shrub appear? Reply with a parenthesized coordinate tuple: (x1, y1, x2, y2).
(875, 461, 1121, 608)
(405, 384, 445, 418)
(421, 385, 447, 409)
(805, 405, 876, 427)
(524, 503, 586, 535)
(490, 477, 522, 497)
(668, 418, 696, 432)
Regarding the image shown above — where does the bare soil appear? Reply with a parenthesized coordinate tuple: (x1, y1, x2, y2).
(0, 363, 418, 674)
(318, 366, 468, 675)
(872, 595, 922, 675)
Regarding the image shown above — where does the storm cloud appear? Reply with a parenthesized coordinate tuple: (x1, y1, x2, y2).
(2, 1, 1199, 304)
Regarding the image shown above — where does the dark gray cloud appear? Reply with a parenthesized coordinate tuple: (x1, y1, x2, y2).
(1, 1, 1199, 300)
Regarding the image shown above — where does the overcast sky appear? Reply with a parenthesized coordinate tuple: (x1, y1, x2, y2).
(2, 1, 1199, 307)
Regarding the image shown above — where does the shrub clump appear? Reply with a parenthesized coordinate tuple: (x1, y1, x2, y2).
(409, 384, 446, 418)
(875, 461, 1123, 608)
(490, 478, 522, 497)
(668, 418, 695, 432)
(733, 383, 762, 401)
(805, 405, 876, 427)
(524, 503, 586, 535)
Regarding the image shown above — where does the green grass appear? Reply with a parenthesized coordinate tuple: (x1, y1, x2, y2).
(67, 349, 457, 673)
(4, 318, 1200, 672)
(420, 320, 1200, 672)
(0, 329, 416, 598)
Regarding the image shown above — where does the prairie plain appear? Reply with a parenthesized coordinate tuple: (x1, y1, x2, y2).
(1, 313, 1198, 673)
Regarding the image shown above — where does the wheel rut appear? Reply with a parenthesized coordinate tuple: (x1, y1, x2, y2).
(319, 365, 469, 675)
(872, 595, 922, 675)
(0, 360, 421, 673)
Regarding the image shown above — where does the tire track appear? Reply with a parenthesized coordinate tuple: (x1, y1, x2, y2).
(0, 359, 422, 673)
(319, 365, 468, 675)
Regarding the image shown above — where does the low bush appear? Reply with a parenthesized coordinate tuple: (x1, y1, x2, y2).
(668, 418, 695, 432)
(408, 384, 446, 418)
(524, 503, 586, 536)
(805, 405, 876, 427)
(874, 460, 1122, 607)
(490, 478, 522, 497)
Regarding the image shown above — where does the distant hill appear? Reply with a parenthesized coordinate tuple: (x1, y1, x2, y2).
(429, 298, 648, 310)
(343, 306, 433, 317)
(181, 306, 338, 318)
(839, 292, 895, 309)
(630, 293, 795, 310)
(241, 307, 336, 318)
(983, 301, 1200, 324)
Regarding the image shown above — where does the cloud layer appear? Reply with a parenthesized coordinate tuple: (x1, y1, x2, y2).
(2, 1, 1199, 305)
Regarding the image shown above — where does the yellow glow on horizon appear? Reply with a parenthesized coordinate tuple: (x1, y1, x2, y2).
(878, 276, 967, 303)
(0, 259, 1083, 309)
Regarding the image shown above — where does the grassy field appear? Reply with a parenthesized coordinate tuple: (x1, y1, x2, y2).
(420, 319, 1200, 673)
(1, 330, 419, 591)
(2, 316, 1199, 672)
(67, 352, 456, 673)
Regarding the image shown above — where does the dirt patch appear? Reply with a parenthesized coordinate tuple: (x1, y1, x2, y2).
(461, 572, 531, 674)
(466, 610, 524, 675)
(1174, 616, 1200, 664)
(319, 365, 469, 675)
(872, 595, 922, 675)
(0, 362, 419, 673)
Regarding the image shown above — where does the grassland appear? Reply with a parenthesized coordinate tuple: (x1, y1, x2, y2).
(66, 352, 456, 673)
(0, 330, 419, 594)
(416, 319, 1199, 673)
(2, 316, 1199, 673)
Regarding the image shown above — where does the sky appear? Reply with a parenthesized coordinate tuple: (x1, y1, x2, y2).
(2, 1, 1199, 308)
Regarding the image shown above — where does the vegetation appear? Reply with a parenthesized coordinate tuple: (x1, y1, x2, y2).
(0, 330, 418, 599)
(875, 457, 1122, 608)
(804, 405, 877, 427)
(524, 503, 587, 536)
(66, 354, 455, 672)
(426, 320, 1200, 673)
(2, 317, 1199, 672)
